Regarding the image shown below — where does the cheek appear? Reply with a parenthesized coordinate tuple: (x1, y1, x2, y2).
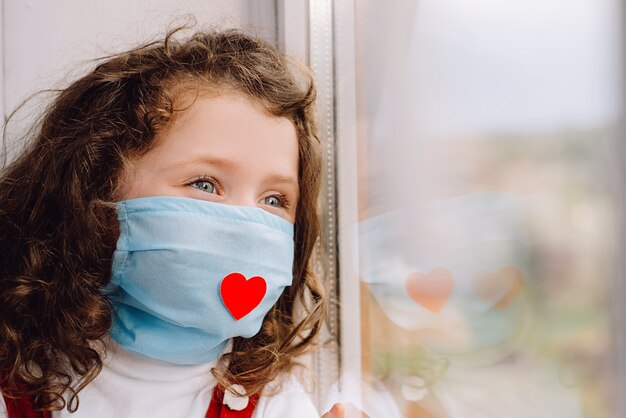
(114, 159, 159, 200)
(113, 163, 139, 200)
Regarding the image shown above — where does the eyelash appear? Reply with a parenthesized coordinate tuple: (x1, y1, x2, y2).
(187, 175, 291, 209)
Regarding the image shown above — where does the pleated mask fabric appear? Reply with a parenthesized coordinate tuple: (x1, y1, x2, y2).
(104, 195, 295, 365)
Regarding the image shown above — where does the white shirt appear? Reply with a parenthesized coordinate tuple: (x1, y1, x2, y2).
(0, 338, 319, 418)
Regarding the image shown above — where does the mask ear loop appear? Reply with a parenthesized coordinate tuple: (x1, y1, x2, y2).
(109, 203, 130, 280)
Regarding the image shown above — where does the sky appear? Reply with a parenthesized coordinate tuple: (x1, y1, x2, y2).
(373, 0, 623, 139)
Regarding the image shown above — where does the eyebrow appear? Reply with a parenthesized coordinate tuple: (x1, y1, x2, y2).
(264, 173, 299, 194)
(178, 155, 236, 169)
(174, 155, 299, 194)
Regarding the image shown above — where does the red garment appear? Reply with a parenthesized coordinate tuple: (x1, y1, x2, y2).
(2, 385, 51, 418)
(206, 386, 259, 418)
(2, 385, 258, 418)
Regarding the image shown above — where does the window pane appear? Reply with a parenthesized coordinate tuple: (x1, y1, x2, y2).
(354, 1, 623, 417)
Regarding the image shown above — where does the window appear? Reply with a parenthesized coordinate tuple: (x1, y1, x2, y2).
(310, 0, 624, 416)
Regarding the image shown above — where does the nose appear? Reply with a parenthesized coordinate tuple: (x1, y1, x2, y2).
(224, 190, 258, 209)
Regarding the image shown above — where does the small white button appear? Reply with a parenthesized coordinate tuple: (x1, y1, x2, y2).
(223, 384, 249, 411)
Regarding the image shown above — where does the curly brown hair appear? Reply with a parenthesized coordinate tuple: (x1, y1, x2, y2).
(0, 24, 325, 412)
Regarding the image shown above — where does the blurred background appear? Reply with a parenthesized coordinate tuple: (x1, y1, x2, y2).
(1, 1, 624, 417)
(352, 1, 624, 417)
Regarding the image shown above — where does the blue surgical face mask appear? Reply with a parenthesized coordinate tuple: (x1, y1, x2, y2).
(104, 195, 295, 365)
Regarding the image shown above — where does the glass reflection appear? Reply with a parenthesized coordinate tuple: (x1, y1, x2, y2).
(353, 0, 622, 417)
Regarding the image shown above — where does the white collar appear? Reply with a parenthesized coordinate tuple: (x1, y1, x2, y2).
(96, 335, 233, 391)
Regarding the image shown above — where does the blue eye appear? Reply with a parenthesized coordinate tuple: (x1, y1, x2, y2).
(188, 176, 290, 209)
(263, 194, 290, 209)
(264, 196, 282, 207)
(190, 179, 216, 194)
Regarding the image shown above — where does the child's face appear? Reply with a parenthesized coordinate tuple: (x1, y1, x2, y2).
(117, 91, 300, 223)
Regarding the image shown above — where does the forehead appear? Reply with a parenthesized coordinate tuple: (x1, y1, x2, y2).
(149, 91, 299, 188)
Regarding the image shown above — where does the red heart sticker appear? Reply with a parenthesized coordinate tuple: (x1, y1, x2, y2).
(220, 272, 267, 320)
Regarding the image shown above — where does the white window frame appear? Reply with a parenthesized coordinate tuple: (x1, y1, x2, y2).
(277, 0, 362, 411)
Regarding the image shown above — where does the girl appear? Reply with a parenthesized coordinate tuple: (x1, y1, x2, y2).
(0, 26, 355, 418)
